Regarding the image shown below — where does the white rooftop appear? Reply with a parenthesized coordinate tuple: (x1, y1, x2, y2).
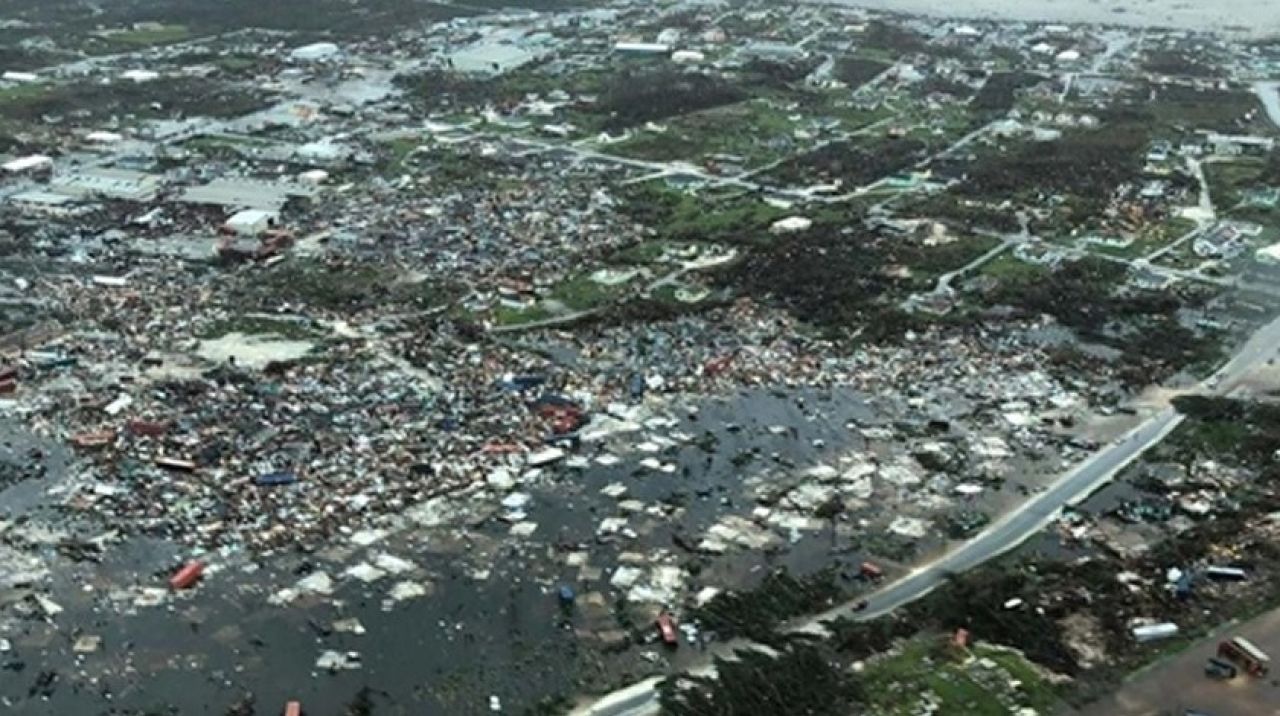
(3, 154, 51, 173)
(290, 42, 340, 62)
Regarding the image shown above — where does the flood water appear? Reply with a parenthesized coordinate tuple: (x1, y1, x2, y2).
(0, 387, 891, 715)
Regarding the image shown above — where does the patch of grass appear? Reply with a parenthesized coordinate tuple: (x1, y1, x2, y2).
(244, 260, 459, 314)
(861, 637, 1060, 716)
(215, 55, 258, 73)
(550, 274, 616, 311)
(834, 56, 890, 87)
(977, 253, 1047, 283)
(0, 77, 272, 123)
(1090, 216, 1198, 259)
(493, 304, 553, 326)
(1143, 83, 1271, 135)
(1205, 158, 1267, 210)
(607, 99, 799, 166)
(0, 83, 53, 105)
(100, 24, 191, 48)
(613, 240, 677, 265)
(619, 184, 787, 246)
(899, 233, 1003, 286)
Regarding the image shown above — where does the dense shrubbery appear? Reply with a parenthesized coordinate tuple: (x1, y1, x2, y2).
(0, 77, 271, 121)
(764, 138, 928, 188)
(1142, 50, 1219, 78)
(971, 71, 1046, 117)
(833, 57, 890, 87)
(599, 69, 748, 130)
(957, 126, 1146, 201)
(660, 641, 863, 716)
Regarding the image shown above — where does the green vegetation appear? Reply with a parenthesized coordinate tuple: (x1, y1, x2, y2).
(1169, 396, 1280, 465)
(660, 641, 863, 716)
(0, 77, 273, 123)
(243, 260, 458, 314)
(597, 67, 749, 131)
(493, 304, 553, 327)
(762, 136, 927, 189)
(899, 234, 1003, 287)
(692, 568, 843, 641)
(182, 134, 274, 154)
(619, 184, 786, 245)
(549, 274, 616, 311)
(0, 82, 53, 107)
(857, 20, 927, 58)
(866, 394, 1280, 708)
(1204, 157, 1280, 230)
(1137, 83, 1270, 135)
(900, 192, 1021, 233)
(987, 255, 1220, 386)
(379, 136, 426, 174)
(860, 637, 1059, 715)
(1090, 216, 1198, 259)
(834, 57, 890, 87)
(608, 99, 797, 166)
(1141, 49, 1220, 78)
(95, 24, 191, 49)
(959, 126, 1145, 207)
(971, 71, 1047, 120)
(980, 253, 1048, 282)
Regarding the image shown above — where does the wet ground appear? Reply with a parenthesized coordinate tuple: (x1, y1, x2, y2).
(1071, 605, 1280, 716)
(0, 387, 881, 714)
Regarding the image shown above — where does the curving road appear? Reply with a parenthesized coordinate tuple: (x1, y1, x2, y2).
(574, 310, 1280, 716)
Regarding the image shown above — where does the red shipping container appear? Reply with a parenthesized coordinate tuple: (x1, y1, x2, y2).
(169, 561, 204, 590)
(0, 365, 16, 381)
(128, 419, 169, 437)
(284, 701, 302, 716)
(0, 378, 15, 395)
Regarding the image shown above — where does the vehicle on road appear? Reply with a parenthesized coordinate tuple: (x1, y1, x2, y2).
(656, 613, 678, 647)
(852, 599, 869, 612)
(1218, 636, 1270, 676)
(1204, 656, 1237, 679)
(859, 562, 883, 580)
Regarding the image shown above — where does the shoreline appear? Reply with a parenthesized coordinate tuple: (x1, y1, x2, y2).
(803, 0, 1280, 37)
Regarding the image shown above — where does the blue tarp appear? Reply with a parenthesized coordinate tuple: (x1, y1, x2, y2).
(255, 471, 297, 487)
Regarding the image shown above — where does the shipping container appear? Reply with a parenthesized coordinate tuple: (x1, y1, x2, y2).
(155, 456, 197, 472)
(169, 561, 204, 590)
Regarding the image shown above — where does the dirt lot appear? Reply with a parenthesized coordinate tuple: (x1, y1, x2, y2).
(1072, 606, 1280, 716)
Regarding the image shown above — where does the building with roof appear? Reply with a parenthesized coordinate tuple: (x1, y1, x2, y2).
(224, 209, 278, 236)
(3, 154, 52, 174)
(614, 42, 670, 54)
(289, 42, 341, 62)
(9, 190, 84, 217)
(179, 178, 317, 212)
(50, 168, 161, 201)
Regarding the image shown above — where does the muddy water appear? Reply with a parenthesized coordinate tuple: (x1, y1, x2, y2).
(0, 389, 879, 714)
(0, 379, 1063, 714)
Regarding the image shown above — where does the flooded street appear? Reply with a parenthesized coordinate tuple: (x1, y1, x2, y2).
(0, 375, 1082, 714)
(0, 388, 874, 714)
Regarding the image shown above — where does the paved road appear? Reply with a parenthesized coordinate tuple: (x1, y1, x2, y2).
(574, 310, 1280, 716)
